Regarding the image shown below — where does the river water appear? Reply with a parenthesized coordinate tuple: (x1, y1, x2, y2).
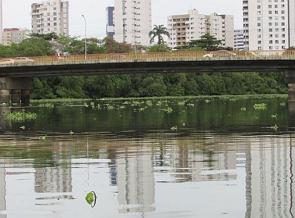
(0, 96, 294, 218)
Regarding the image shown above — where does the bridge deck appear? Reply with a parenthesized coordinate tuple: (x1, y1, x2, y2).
(0, 51, 295, 77)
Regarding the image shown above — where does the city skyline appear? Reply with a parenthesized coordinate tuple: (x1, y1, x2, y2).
(3, 0, 242, 38)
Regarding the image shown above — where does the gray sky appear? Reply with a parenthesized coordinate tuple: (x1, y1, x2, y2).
(3, 0, 243, 38)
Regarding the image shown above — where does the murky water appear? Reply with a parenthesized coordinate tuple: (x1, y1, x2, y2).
(0, 96, 294, 218)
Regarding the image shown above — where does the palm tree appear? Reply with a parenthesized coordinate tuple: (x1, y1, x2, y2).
(149, 25, 170, 45)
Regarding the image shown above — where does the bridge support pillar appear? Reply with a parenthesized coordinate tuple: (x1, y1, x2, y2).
(0, 77, 32, 106)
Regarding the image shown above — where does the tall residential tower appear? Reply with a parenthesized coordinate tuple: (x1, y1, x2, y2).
(243, 0, 294, 50)
(167, 10, 234, 49)
(31, 0, 69, 36)
(114, 0, 152, 46)
(0, 0, 3, 43)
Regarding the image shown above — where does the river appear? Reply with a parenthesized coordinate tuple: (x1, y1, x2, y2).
(0, 95, 293, 218)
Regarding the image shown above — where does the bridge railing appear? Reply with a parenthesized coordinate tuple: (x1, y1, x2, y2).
(2, 50, 295, 67)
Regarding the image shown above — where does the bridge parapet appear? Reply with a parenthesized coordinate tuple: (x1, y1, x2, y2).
(1, 50, 295, 68)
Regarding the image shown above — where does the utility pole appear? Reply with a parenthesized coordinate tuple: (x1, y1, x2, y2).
(81, 15, 87, 60)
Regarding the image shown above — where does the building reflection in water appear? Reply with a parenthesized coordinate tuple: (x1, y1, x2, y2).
(116, 144, 155, 213)
(245, 135, 295, 218)
(0, 162, 6, 218)
(34, 142, 72, 199)
(154, 135, 238, 183)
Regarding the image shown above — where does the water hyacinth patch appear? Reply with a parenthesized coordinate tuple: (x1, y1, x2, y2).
(6, 112, 37, 122)
(253, 103, 267, 110)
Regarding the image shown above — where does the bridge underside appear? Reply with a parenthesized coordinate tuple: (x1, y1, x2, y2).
(0, 77, 32, 106)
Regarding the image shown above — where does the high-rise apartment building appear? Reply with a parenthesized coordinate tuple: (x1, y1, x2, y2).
(31, 0, 69, 36)
(2, 28, 29, 45)
(234, 29, 245, 50)
(167, 10, 234, 49)
(243, 0, 293, 50)
(114, 0, 152, 46)
(106, 6, 115, 38)
(0, 0, 3, 44)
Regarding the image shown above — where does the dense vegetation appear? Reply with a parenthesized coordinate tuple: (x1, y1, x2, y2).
(0, 33, 288, 99)
(32, 73, 287, 99)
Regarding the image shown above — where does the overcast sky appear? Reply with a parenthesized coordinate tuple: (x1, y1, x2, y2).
(3, 0, 243, 38)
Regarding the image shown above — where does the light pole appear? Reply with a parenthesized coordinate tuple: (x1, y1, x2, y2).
(81, 15, 87, 60)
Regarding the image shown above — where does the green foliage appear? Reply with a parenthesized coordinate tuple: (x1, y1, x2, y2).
(149, 25, 170, 45)
(32, 72, 287, 99)
(148, 44, 170, 52)
(187, 33, 222, 51)
(0, 38, 53, 57)
(6, 112, 37, 122)
(85, 191, 97, 207)
(103, 37, 132, 53)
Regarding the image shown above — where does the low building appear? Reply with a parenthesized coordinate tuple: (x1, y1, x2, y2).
(167, 9, 234, 49)
(2, 28, 29, 45)
(234, 29, 245, 50)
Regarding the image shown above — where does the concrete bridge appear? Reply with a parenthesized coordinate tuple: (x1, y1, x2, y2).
(1, 50, 295, 106)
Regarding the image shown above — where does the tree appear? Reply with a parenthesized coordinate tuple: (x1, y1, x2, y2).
(103, 37, 132, 53)
(148, 44, 170, 52)
(188, 33, 222, 51)
(149, 25, 170, 45)
(30, 32, 59, 41)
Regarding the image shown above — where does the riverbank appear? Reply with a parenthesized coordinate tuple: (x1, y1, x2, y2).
(31, 94, 287, 104)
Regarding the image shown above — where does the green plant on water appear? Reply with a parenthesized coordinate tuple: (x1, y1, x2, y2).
(240, 107, 247, 111)
(205, 99, 210, 103)
(253, 103, 267, 111)
(6, 112, 37, 122)
(171, 126, 178, 131)
(177, 101, 186, 106)
(156, 101, 162, 106)
(271, 114, 278, 119)
(187, 103, 194, 107)
(131, 101, 141, 107)
(138, 107, 146, 112)
(85, 191, 97, 208)
(270, 124, 279, 131)
(106, 105, 114, 110)
(146, 100, 153, 107)
(119, 105, 126, 109)
(280, 102, 286, 107)
(38, 103, 54, 108)
(162, 107, 173, 113)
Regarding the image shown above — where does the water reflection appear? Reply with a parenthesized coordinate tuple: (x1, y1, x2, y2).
(0, 163, 6, 218)
(0, 133, 294, 217)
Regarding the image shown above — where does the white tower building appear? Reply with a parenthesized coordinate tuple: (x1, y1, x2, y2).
(31, 0, 69, 36)
(0, 0, 3, 44)
(114, 0, 152, 46)
(243, 0, 295, 50)
(167, 10, 234, 49)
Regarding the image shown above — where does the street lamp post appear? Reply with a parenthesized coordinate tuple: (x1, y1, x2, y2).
(81, 15, 87, 60)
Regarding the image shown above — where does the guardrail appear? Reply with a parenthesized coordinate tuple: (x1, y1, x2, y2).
(1, 50, 295, 67)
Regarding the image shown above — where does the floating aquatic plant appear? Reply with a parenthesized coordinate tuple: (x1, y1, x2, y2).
(85, 191, 97, 208)
(170, 126, 178, 131)
(253, 103, 267, 110)
(162, 107, 173, 113)
(240, 107, 247, 111)
(6, 112, 37, 122)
